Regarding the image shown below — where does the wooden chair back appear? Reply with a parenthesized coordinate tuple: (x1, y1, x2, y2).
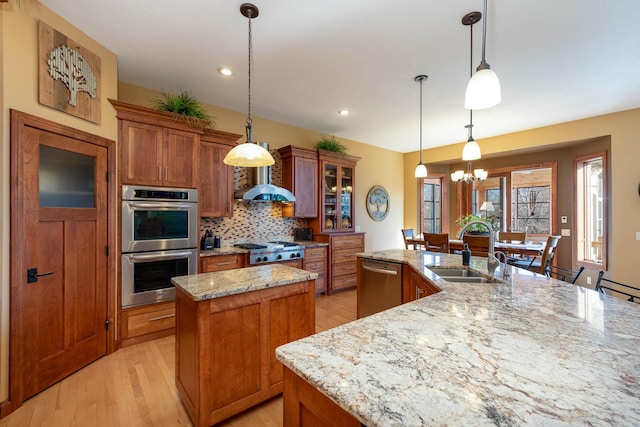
(401, 229, 416, 250)
(462, 235, 490, 257)
(535, 235, 561, 274)
(595, 271, 640, 303)
(422, 233, 449, 253)
(498, 231, 526, 243)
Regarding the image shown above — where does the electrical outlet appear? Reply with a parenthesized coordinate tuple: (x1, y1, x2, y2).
(636, 232, 640, 241)
(561, 228, 571, 236)
(561, 216, 568, 224)
(586, 276, 592, 285)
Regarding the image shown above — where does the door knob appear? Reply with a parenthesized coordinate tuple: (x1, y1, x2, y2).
(27, 268, 53, 283)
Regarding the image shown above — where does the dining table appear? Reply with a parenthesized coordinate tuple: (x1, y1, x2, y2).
(409, 237, 545, 257)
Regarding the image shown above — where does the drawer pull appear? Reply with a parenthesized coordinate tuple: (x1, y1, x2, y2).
(216, 261, 234, 266)
(149, 313, 176, 322)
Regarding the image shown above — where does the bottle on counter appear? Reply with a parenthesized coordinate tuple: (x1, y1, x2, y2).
(213, 235, 221, 248)
(462, 243, 471, 266)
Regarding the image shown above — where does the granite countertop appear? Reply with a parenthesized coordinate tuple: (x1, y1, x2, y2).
(276, 249, 640, 426)
(199, 247, 249, 257)
(172, 264, 318, 301)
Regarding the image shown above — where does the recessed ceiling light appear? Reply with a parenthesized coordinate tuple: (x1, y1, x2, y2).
(218, 67, 233, 76)
(338, 109, 350, 116)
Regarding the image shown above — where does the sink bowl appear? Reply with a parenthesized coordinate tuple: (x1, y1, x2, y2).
(425, 266, 501, 284)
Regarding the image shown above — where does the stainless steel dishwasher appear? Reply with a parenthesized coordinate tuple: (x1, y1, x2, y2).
(358, 259, 403, 318)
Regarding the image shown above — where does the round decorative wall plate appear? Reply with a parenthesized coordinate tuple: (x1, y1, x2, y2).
(366, 185, 390, 221)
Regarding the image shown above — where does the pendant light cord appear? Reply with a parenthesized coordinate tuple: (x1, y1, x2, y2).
(246, 9, 254, 143)
(419, 78, 423, 163)
(468, 14, 475, 140)
(481, 0, 488, 64)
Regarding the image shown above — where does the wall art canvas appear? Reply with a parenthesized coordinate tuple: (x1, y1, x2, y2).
(38, 21, 101, 124)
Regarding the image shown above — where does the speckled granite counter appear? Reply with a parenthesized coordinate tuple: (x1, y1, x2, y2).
(199, 247, 248, 257)
(172, 264, 318, 301)
(276, 249, 640, 426)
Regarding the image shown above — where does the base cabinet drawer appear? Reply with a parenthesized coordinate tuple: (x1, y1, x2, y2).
(332, 274, 357, 292)
(121, 301, 175, 346)
(332, 260, 357, 277)
(200, 254, 245, 272)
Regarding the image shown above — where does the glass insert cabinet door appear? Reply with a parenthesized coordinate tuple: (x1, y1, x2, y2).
(321, 160, 355, 232)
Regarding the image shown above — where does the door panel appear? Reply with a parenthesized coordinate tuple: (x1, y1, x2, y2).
(20, 125, 108, 400)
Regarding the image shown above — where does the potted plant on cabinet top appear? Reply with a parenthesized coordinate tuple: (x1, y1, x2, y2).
(151, 90, 215, 129)
(314, 135, 348, 156)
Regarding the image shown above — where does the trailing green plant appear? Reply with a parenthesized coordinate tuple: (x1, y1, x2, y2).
(151, 90, 215, 129)
(314, 136, 347, 156)
(455, 213, 487, 233)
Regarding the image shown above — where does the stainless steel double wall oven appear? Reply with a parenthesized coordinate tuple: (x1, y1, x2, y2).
(121, 185, 198, 308)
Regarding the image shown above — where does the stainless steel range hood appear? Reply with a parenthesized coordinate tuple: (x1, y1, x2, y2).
(234, 142, 296, 203)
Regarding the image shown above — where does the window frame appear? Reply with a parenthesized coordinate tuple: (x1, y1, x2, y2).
(574, 151, 608, 270)
(418, 174, 448, 235)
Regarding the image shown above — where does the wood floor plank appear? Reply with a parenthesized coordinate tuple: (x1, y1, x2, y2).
(0, 289, 356, 427)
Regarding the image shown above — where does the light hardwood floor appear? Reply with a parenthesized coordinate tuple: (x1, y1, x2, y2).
(0, 289, 357, 427)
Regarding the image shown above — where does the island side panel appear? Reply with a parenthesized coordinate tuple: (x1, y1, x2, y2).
(176, 277, 316, 427)
(283, 367, 360, 427)
(175, 287, 201, 425)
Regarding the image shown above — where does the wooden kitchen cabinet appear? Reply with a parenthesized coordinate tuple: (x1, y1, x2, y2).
(200, 254, 246, 272)
(120, 120, 199, 188)
(120, 301, 175, 347)
(175, 279, 315, 426)
(303, 245, 328, 294)
(199, 130, 242, 218)
(278, 145, 319, 218)
(402, 264, 441, 303)
(310, 150, 360, 233)
(315, 233, 364, 295)
(111, 100, 202, 188)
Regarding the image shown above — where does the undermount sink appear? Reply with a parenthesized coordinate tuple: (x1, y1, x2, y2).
(425, 266, 501, 284)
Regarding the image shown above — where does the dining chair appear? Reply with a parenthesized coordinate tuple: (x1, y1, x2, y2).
(462, 235, 490, 257)
(544, 259, 584, 284)
(508, 235, 561, 274)
(595, 271, 640, 303)
(402, 229, 424, 250)
(422, 233, 449, 253)
(497, 231, 527, 243)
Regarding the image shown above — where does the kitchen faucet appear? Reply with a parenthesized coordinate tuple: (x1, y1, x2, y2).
(457, 220, 500, 274)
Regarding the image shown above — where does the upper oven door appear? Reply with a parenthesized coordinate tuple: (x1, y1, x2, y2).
(122, 200, 198, 253)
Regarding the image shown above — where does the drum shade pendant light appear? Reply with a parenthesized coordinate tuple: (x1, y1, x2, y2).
(223, 3, 275, 167)
(464, 0, 501, 110)
(414, 75, 428, 178)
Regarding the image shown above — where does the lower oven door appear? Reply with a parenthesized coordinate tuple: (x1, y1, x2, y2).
(121, 248, 197, 308)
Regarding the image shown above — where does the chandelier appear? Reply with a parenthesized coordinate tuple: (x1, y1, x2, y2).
(451, 161, 488, 184)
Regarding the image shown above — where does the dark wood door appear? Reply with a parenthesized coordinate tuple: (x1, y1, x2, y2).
(18, 123, 108, 399)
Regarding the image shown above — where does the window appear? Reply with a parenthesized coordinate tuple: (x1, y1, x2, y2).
(575, 152, 607, 269)
(514, 186, 551, 234)
(419, 176, 447, 234)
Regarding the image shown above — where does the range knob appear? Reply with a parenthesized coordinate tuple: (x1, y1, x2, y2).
(295, 252, 301, 258)
(255, 256, 263, 262)
(277, 254, 283, 260)
(290, 253, 295, 259)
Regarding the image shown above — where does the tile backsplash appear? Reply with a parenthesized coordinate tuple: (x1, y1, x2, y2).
(200, 147, 307, 245)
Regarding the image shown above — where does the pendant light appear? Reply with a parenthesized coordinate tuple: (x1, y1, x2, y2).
(464, 0, 501, 110)
(223, 3, 275, 167)
(452, 12, 487, 183)
(414, 74, 428, 178)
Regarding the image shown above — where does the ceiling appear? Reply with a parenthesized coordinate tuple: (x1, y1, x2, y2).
(40, 0, 640, 154)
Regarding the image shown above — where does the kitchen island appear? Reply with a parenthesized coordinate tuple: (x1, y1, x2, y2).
(276, 249, 640, 426)
(172, 264, 317, 427)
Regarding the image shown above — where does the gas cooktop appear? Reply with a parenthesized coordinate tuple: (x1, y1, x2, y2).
(233, 241, 305, 264)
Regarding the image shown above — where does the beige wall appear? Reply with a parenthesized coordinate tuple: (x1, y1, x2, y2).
(119, 83, 406, 252)
(404, 108, 640, 286)
(0, 1, 119, 401)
